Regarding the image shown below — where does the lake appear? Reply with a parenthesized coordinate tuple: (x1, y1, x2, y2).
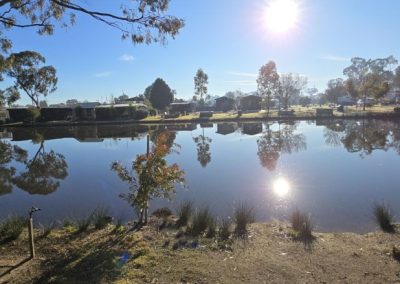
(1, 119, 400, 233)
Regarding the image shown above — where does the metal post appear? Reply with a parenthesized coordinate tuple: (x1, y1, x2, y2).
(28, 217, 35, 259)
(28, 207, 40, 259)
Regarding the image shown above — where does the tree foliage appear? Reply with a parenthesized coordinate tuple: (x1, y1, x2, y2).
(0, 0, 184, 49)
(111, 131, 185, 224)
(325, 78, 347, 104)
(149, 78, 174, 110)
(257, 61, 280, 114)
(194, 68, 208, 103)
(343, 56, 397, 110)
(278, 73, 307, 109)
(2, 51, 57, 107)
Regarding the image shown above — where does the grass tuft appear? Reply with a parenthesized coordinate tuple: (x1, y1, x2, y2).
(40, 222, 56, 238)
(92, 206, 112, 230)
(176, 201, 193, 228)
(76, 215, 92, 233)
(0, 215, 26, 243)
(373, 203, 395, 233)
(206, 215, 217, 238)
(233, 203, 255, 238)
(190, 207, 212, 237)
(290, 209, 314, 248)
(218, 218, 232, 241)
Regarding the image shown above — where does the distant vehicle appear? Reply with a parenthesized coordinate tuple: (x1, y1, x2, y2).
(357, 98, 375, 107)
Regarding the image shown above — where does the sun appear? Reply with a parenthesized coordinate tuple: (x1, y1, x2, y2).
(264, 0, 300, 34)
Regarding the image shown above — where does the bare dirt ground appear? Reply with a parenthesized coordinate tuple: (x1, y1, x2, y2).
(1, 221, 400, 284)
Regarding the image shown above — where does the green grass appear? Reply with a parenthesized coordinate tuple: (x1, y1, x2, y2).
(0, 215, 26, 242)
(76, 215, 93, 233)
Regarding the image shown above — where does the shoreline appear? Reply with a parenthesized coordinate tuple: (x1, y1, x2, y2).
(2, 111, 400, 128)
(2, 220, 400, 283)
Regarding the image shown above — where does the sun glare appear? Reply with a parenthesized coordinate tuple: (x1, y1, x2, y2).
(273, 178, 291, 197)
(264, 0, 300, 34)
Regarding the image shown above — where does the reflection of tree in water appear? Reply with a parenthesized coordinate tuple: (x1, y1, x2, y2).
(0, 141, 27, 196)
(257, 123, 306, 171)
(11, 141, 68, 195)
(193, 128, 212, 168)
(321, 119, 400, 158)
(150, 128, 177, 150)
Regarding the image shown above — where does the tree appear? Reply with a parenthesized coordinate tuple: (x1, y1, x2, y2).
(325, 78, 347, 104)
(0, 0, 184, 51)
(112, 131, 185, 224)
(66, 99, 79, 106)
(3, 51, 57, 107)
(257, 61, 280, 115)
(278, 73, 307, 109)
(143, 84, 153, 100)
(118, 94, 129, 101)
(149, 78, 174, 111)
(343, 56, 397, 110)
(194, 68, 208, 103)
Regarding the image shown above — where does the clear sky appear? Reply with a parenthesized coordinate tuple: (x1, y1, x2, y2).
(3, 0, 400, 104)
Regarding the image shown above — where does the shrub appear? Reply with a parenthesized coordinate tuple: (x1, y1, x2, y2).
(190, 207, 212, 237)
(176, 201, 193, 228)
(134, 109, 149, 120)
(218, 218, 232, 241)
(373, 203, 395, 233)
(0, 215, 26, 242)
(92, 206, 112, 229)
(234, 203, 255, 238)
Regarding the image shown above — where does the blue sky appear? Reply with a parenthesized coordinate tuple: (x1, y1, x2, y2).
(3, 0, 400, 104)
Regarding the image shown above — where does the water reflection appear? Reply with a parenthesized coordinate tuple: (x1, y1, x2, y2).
(321, 119, 400, 157)
(193, 128, 212, 168)
(257, 123, 307, 171)
(273, 177, 291, 198)
(0, 139, 68, 195)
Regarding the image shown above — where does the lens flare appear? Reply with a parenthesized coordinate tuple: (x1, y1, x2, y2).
(273, 177, 291, 197)
(264, 0, 300, 34)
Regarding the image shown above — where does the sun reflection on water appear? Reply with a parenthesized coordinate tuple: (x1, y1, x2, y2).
(273, 177, 291, 198)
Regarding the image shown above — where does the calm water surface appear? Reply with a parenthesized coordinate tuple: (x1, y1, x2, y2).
(1, 119, 400, 233)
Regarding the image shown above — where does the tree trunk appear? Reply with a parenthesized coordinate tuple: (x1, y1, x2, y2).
(363, 93, 366, 111)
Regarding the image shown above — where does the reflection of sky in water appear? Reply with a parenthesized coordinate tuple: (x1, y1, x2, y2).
(1, 120, 400, 233)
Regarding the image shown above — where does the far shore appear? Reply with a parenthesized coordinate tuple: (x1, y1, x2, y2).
(2, 106, 400, 128)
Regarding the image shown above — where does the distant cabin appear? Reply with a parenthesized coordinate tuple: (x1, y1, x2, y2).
(116, 97, 145, 105)
(169, 102, 195, 114)
(75, 102, 101, 120)
(95, 103, 148, 120)
(240, 95, 261, 111)
(215, 97, 236, 112)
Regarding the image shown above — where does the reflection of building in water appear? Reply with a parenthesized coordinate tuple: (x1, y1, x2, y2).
(241, 123, 262, 135)
(216, 123, 238, 135)
(200, 123, 213, 128)
(165, 123, 197, 132)
(75, 137, 104, 143)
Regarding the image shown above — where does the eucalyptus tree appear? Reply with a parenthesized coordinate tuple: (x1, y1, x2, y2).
(194, 68, 209, 103)
(343, 56, 397, 110)
(3, 51, 57, 107)
(257, 61, 280, 115)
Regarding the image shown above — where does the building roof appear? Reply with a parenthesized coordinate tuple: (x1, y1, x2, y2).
(78, 102, 100, 109)
(96, 103, 147, 108)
